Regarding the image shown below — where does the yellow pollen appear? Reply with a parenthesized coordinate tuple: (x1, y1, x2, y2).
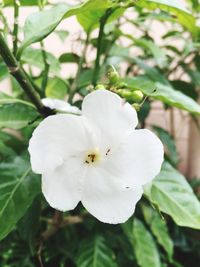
(85, 149, 101, 165)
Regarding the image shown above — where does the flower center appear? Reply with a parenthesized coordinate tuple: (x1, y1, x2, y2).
(85, 149, 101, 165)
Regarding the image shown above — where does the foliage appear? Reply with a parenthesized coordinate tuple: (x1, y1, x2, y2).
(0, 0, 200, 266)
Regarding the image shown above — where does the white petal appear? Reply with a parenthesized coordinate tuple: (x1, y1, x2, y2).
(42, 98, 81, 115)
(82, 90, 138, 148)
(81, 167, 143, 224)
(28, 114, 95, 174)
(102, 129, 164, 187)
(42, 156, 85, 211)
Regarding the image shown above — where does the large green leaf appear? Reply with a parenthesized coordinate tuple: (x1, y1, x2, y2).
(0, 156, 41, 240)
(0, 102, 38, 129)
(125, 76, 200, 115)
(77, 235, 117, 267)
(18, 0, 115, 56)
(123, 218, 161, 267)
(21, 48, 61, 75)
(142, 205, 173, 261)
(136, 0, 195, 33)
(145, 162, 200, 229)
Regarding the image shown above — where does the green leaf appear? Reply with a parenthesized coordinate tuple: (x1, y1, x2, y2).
(77, 235, 117, 267)
(45, 77, 69, 99)
(153, 126, 179, 166)
(136, 0, 195, 33)
(3, 0, 39, 6)
(18, 0, 114, 56)
(0, 61, 8, 81)
(145, 162, 200, 229)
(127, 38, 168, 68)
(0, 103, 38, 130)
(123, 218, 161, 267)
(125, 76, 200, 115)
(21, 48, 61, 75)
(142, 205, 173, 261)
(0, 156, 41, 240)
(77, 4, 124, 33)
(18, 196, 41, 251)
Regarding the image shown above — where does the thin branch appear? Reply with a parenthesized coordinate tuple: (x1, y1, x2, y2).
(13, 0, 20, 56)
(92, 8, 115, 86)
(0, 32, 53, 117)
(40, 41, 50, 92)
(68, 32, 90, 103)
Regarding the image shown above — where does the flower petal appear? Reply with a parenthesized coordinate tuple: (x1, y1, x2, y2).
(42, 98, 81, 114)
(42, 156, 84, 211)
(28, 114, 95, 174)
(81, 166, 143, 224)
(102, 129, 164, 187)
(82, 90, 138, 148)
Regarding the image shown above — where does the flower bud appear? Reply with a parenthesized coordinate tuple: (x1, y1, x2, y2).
(116, 82, 128, 89)
(107, 66, 120, 85)
(131, 90, 144, 102)
(132, 103, 141, 111)
(95, 84, 106, 90)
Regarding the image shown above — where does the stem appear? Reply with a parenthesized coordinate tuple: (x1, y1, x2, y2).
(92, 8, 114, 86)
(68, 32, 90, 103)
(40, 41, 50, 92)
(0, 32, 53, 117)
(13, 0, 20, 56)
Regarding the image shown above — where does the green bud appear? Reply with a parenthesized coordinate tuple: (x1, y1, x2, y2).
(107, 66, 120, 84)
(116, 82, 128, 89)
(95, 84, 106, 90)
(132, 103, 141, 112)
(117, 89, 144, 103)
(131, 90, 144, 102)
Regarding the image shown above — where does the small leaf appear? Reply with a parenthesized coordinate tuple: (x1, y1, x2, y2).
(59, 53, 80, 64)
(145, 162, 200, 229)
(0, 156, 41, 240)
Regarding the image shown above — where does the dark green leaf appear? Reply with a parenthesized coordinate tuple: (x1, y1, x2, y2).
(77, 235, 117, 267)
(0, 156, 41, 240)
(142, 205, 173, 261)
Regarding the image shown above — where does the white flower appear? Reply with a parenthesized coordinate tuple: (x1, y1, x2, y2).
(42, 98, 81, 115)
(29, 90, 164, 224)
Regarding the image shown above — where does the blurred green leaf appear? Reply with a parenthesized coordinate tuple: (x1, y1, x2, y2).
(145, 162, 200, 229)
(21, 48, 61, 75)
(0, 156, 41, 240)
(136, 0, 195, 33)
(77, 235, 117, 267)
(153, 126, 179, 166)
(142, 205, 173, 261)
(45, 77, 69, 99)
